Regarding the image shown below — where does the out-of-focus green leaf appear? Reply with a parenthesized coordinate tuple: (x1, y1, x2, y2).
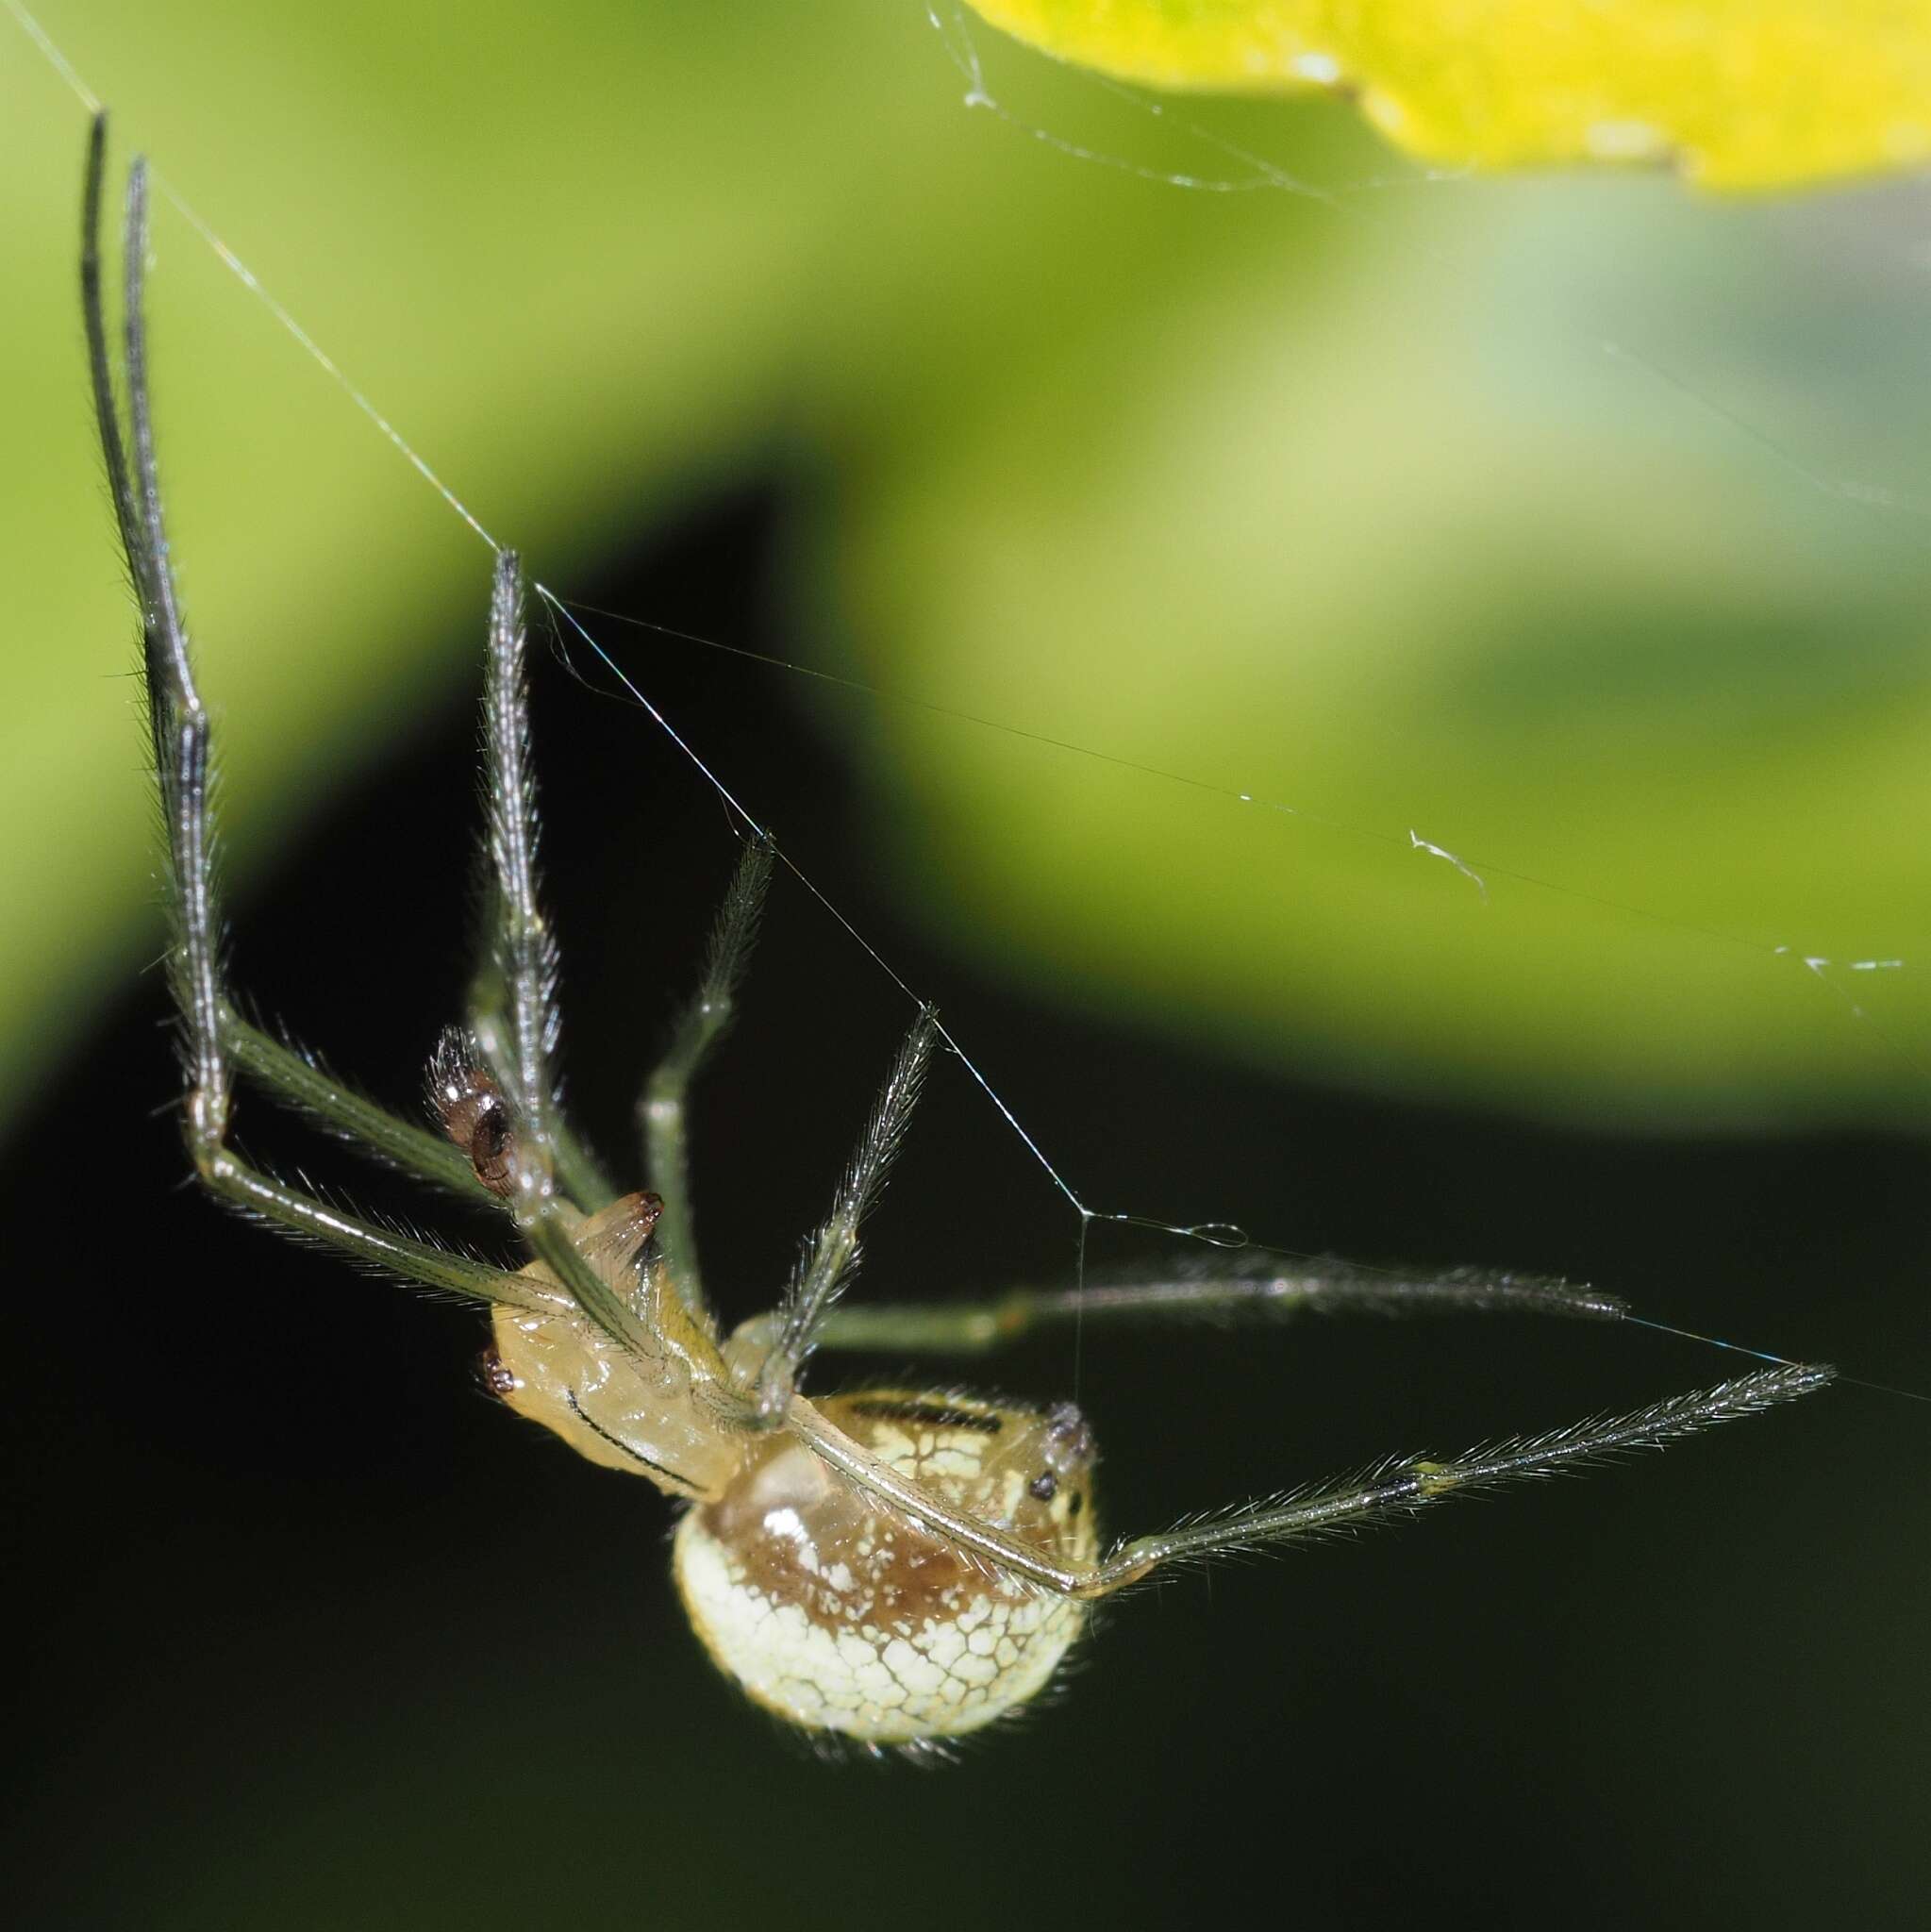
(964, 1, 1931, 187)
(829, 175, 1931, 1124)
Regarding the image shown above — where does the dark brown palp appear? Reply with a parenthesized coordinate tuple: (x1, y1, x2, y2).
(427, 1024, 518, 1195)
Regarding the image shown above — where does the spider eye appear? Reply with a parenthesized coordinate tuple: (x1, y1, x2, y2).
(1028, 1471, 1058, 1502)
(475, 1346, 521, 1400)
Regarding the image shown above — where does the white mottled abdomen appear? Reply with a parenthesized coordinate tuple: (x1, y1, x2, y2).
(673, 1507, 1084, 1744)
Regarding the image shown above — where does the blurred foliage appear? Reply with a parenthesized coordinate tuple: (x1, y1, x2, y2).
(962, 1, 1931, 188)
(5, 0, 1931, 1134)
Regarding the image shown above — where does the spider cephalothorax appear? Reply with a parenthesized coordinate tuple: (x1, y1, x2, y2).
(86, 111, 1830, 1755)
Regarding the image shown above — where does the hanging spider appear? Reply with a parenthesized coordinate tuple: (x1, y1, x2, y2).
(83, 116, 1831, 1758)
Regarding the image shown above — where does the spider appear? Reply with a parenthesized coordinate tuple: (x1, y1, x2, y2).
(83, 115, 1832, 1757)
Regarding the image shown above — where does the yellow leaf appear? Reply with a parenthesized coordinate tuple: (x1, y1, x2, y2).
(962, 1, 1931, 187)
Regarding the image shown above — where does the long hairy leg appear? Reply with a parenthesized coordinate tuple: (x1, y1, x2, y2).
(463, 556, 617, 1216)
(466, 553, 680, 1362)
(640, 832, 773, 1317)
(782, 1257, 1626, 1356)
(223, 1008, 486, 1196)
(1085, 1360, 1832, 1593)
(87, 120, 542, 1312)
(791, 1362, 1832, 1597)
(750, 1009, 938, 1420)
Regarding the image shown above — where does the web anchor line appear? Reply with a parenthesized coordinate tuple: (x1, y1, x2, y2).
(536, 587, 1222, 1245)
(1624, 1318, 1931, 1407)
(536, 588, 1268, 1262)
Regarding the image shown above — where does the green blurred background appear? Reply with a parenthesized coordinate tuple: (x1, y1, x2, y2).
(7, 3, 1929, 1926)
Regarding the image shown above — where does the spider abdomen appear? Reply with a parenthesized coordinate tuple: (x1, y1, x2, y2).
(674, 1390, 1098, 1745)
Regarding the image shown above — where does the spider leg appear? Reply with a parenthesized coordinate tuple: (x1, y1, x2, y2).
(783, 1260, 1626, 1356)
(639, 832, 773, 1316)
(223, 1008, 484, 1196)
(195, 1153, 561, 1314)
(86, 123, 548, 1315)
(1084, 1360, 1834, 1594)
(465, 555, 617, 1216)
(791, 1362, 1832, 1599)
(468, 551, 687, 1365)
(749, 1009, 938, 1421)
